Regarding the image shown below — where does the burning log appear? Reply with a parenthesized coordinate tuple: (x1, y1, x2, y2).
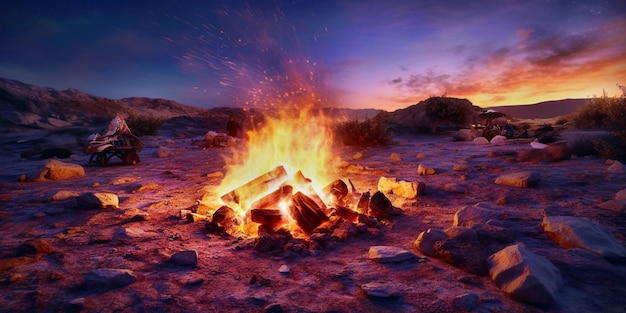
(289, 191, 329, 236)
(290, 171, 328, 211)
(333, 206, 359, 222)
(323, 179, 349, 205)
(356, 191, 370, 214)
(368, 191, 393, 220)
(250, 209, 288, 225)
(220, 166, 288, 207)
(250, 185, 293, 210)
(205, 205, 237, 234)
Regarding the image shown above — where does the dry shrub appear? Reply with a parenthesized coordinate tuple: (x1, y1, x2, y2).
(334, 119, 392, 146)
(572, 92, 626, 161)
(125, 109, 165, 136)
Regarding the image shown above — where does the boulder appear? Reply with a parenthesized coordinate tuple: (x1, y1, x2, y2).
(76, 192, 119, 209)
(473, 137, 489, 145)
(32, 159, 85, 181)
(487, 244, 562, 306)
(616, 188, 626, 201)
(490, 135, 507, 145)
(368, 246, 417, 263)
(495, 171, 540, 188)
(542, 215, 626, 262)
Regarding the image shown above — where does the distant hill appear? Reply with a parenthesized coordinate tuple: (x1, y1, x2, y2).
(0, 77, 210, 131)
(487, 99, 587, 119)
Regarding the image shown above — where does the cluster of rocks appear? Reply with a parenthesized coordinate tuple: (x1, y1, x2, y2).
(410, 202, 626, 307)
(182, 188, 400, 256)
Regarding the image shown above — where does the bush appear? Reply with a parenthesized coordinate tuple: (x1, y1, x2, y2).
(555, 117, 569, 125)
(424, 97, 474, 132)
(125, 109, 165, 136)
(334, 118, 392, 146)
(572, 91, 626, 161)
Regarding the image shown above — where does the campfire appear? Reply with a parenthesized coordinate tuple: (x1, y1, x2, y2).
(195, 109, 394, 240)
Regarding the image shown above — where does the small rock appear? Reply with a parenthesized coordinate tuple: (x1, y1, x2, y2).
(417, 163, 436, 175)
(18, 238, 53, 255)
(264, 303, 284, 313)
(389, 153, 402, 162)
(444, 183, 467, 194)
(171, 250, 198, 266)
(47, 190, 79, 202)
(361, 282, 401, 298)
(608, 161, 624, 173)
(278, 264, 290, 274)
(452, 293, 479, 312)
(414, 228, 448, 256)
(85, 268, 137, 289)
(495, 171, 540, 188)
(452, 165, 468, 171)
(368, 191, 394, 219)
(76, 192, 119, 209)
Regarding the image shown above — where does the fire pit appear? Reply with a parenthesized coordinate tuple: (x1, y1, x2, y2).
(187, 109, 396, 252)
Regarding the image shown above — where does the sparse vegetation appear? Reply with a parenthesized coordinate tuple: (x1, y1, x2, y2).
(424, 96, 474, 132)
(572, 88, 626, 161)
(125, 109, 165, 136)
(334, 118, 392, 146)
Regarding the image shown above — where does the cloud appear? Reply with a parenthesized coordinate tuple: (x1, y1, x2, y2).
(388, 19, 626, 106)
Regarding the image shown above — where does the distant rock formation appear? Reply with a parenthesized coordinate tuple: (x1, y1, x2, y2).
(373, 97, 482, 133)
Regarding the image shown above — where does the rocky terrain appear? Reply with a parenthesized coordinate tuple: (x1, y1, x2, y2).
(1, 78, 625, 312)
(1, 114, 625, 312)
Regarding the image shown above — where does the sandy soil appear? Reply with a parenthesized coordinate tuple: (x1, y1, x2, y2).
(0, 125, 625, 313)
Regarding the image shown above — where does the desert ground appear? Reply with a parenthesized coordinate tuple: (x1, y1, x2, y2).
(0, 119, 625, 313)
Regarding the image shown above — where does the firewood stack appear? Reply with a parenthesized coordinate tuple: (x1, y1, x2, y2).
(196, 166, 397, 238)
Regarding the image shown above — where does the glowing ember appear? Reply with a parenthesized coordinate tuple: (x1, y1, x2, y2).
(214, 108, 340, 237)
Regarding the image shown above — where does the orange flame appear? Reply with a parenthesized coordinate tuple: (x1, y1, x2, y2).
(215, 107, 339, 236)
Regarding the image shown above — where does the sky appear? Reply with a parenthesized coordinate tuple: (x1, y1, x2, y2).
(1, 0, 625, 111)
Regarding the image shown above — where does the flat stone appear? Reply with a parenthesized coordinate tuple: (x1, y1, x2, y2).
(361, 282, 402, 298)
(368, 245, 416, 263)
(495, 171, 540, 188)
(85, 268, 137, 288)
(76, 192, 119, 209)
